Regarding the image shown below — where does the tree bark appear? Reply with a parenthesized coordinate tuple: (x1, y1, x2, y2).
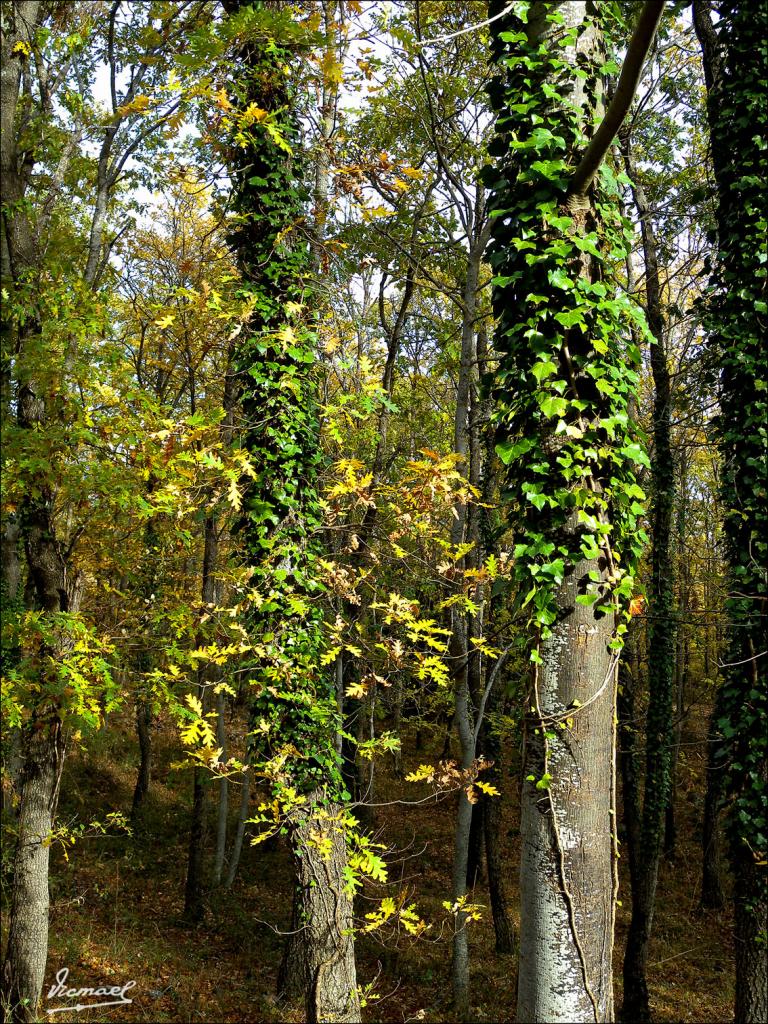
(734, 853, 768, 1024)
(694, 4, 768, 1018)
(516, 559, 616, 1024)
(290, 795, 361, 1024)
(488, 4, 641, 1018)
(277, 886, 312, 1003)
(448, 216, 490, 1018)
(0, 721, 63, 1023)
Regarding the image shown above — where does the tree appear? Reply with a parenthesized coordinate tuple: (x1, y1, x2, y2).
(694, 2, 768, 1019)
(486, 2, 663, 1020)
(219, 2, 360, 1020)
(619, 125, 676, 1024)
(0, 4, 208, 1017)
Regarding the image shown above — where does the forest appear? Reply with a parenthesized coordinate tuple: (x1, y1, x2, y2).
(0, 1, 765, 1022)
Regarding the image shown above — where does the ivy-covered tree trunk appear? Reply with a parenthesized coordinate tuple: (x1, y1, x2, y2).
(694, 3, 768, 1020)
(221, 3, 360, 1021)
(487, 2, 662, 1020)
(620, 131, 677, 1024)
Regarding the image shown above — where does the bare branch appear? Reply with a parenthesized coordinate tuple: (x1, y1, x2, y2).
(567, 1, 666, 205)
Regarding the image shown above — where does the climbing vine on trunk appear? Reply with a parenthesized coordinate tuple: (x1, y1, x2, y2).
(695, 2, 768, 1019)
(486, 2, 658, 1020)
(220, 3, 360, 1020)
(486, 2, 650, 648)
(223, 0, 338, 793)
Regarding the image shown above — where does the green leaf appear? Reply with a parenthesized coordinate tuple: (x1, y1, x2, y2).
(538, 395, 568, 418)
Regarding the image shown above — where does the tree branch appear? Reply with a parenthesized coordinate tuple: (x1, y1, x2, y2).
(566, 1, 666, 204)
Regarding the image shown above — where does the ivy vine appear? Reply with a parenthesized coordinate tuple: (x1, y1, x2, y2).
(699, 0, 767, 908)
(485, 0, 650, 649)
(223, 0, 341, 796)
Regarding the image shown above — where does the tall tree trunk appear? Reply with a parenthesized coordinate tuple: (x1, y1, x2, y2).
(450, 634, 475, 1022)
(131, 511, 160, 820)
(734, 855, 768, 1024)
(665, 459, 691, 862)
(183, 764, 208, 924)
(277, 887, 312, 1003)
(620, 130, 676, 1024)
(221, 3, 361, 1016)
(617, 626, 641, 899)
(516, 574, 616, 1023)
(0, 516, 23, 813)
(465, 800, 485, 890)
(488, 3, 663, 1019)
(447, 215, 490, 1017)
(694, 3, 768, 1019)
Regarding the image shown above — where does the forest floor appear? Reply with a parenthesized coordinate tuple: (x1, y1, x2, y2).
(2, 707, 733, 1023)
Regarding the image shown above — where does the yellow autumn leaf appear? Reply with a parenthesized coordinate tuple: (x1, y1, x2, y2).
(242, 102, 269, 125)
(215, 88, 233, 111)
(476, 781, 501, 797)
(227, 475, 242, 511)
(117, 94, 152, 117)
(321, 49, 344, 87)
(154, 314, 175, 329)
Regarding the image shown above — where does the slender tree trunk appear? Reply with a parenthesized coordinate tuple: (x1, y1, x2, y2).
(131, 700, 153, 817)
(617, 628, 641, 896)
(465, 800, 485, 890)
(481, 710, 516, 955)
(0, 516, 23, 813)
(224, 753, 251, 890)
(183, 765, 207, 924)
(213, 688, 228, 886)
(131, 511, 160, 820)
(620, 132, 677, 1024)
(183, 515, 218, 921)
(450, 631, 475, 1021)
